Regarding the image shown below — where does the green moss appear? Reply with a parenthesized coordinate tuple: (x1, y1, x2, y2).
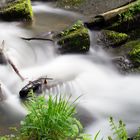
(124, 40, 140, 64)
(0, 0, 33, 21)
(57, 21, 90, 53)
(60, 20, 84, 37)
(108, 0, 140, 32)
(102, 30, 129, 47)
(119, 0, 140, 22)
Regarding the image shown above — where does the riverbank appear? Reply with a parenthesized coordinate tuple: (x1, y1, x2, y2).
(57, 0, 134, 17)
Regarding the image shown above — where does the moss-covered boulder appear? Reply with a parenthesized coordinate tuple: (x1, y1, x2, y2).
(124, 40, 140, 64)
(0, 0, 33, 21)
(85, 0, 140, 32)
(108, 0, 140, 32)
(100, 30, 129, 47)
(55, 21, 90, 53)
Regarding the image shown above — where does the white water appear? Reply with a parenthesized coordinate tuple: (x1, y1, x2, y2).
(0, 3, 140, 139)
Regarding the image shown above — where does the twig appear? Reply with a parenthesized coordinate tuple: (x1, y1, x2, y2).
(7, 58, 25, 81)
(0, 41, 25, 81)
(21, 37, 54, 42)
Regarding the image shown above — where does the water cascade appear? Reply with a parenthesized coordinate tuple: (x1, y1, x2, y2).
(0, 2, 140, 139)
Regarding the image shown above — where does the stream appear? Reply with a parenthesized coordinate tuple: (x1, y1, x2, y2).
(0, 2, 140, 139)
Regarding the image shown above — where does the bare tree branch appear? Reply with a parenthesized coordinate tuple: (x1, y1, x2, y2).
(0, 41, 25, 81)
(7, 58, 25, 81)
(21, 37, 54, 42)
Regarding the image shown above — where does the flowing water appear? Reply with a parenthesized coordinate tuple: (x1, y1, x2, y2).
(0, 2, 140, 139)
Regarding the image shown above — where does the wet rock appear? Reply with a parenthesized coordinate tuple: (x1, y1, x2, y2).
(112, 56, 134, 74)
(84, 0, 140, 32)
(0, 52, 7, 64)
(80, 0, 134, 16)
(55, 20, 90, 53)
(124, 40, 140, 65)
(105, 39, 140, 74)
(19, 77, 52, 99)
(0, 0, 33, 21)
(57, 0, 132, 17)
(99, 30, 129, 47)
(56, 0, 84, 10)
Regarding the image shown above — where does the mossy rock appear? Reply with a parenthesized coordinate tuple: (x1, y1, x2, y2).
(0, 0, 33, 21)
(128, 28, 140, 40)
(107, 1, 140, 32)
(124, 40, 140, 64)
(56, 21, 90, 53)
(85, 1, 140, 32)
(100, 30, 129, 47)
(127, 66, 140, 73)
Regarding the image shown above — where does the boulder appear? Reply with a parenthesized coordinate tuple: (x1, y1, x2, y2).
(84, 0, 140, 32)
(124, 40, 140, 65)
(55, 21, 90, 53)
(0, 0, 33, 21)
(99, 30, 129, 47)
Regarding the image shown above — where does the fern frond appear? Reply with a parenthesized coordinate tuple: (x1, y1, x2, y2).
(109, 117, 128, 140)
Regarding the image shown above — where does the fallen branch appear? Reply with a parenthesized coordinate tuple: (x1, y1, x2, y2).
(84, 0, 139, 30)
(0, 41, 25, 81)
(21, 37, 54, 42)
(97, 0, 138, 21)
(7, 58, 25, 81)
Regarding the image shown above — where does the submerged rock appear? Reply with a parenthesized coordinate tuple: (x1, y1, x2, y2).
(0, 52, 7, 64)
(0, 0, 33, 21)
(112, 56, 134, 74)
(105, 39, 140, 73)
(56, 0, 132, 17)
(56, 0, 84, 9)
(55, 20, 90, 53)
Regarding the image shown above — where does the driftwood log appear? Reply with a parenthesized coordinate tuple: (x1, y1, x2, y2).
(84, 0, 139, 31)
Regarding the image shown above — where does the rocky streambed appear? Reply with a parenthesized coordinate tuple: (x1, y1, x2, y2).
(55, 0, 140, 74)
(0, 0, 140, 138)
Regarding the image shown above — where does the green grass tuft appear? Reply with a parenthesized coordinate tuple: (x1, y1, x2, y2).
(19, 94, 91, 140)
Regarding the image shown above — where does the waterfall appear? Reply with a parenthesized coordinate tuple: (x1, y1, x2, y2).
(0, 2, 140, 139)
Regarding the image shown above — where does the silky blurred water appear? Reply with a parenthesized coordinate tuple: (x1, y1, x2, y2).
(0, 2, 140, 139)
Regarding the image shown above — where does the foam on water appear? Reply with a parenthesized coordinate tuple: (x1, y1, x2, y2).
(0, 4, 140, 139)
